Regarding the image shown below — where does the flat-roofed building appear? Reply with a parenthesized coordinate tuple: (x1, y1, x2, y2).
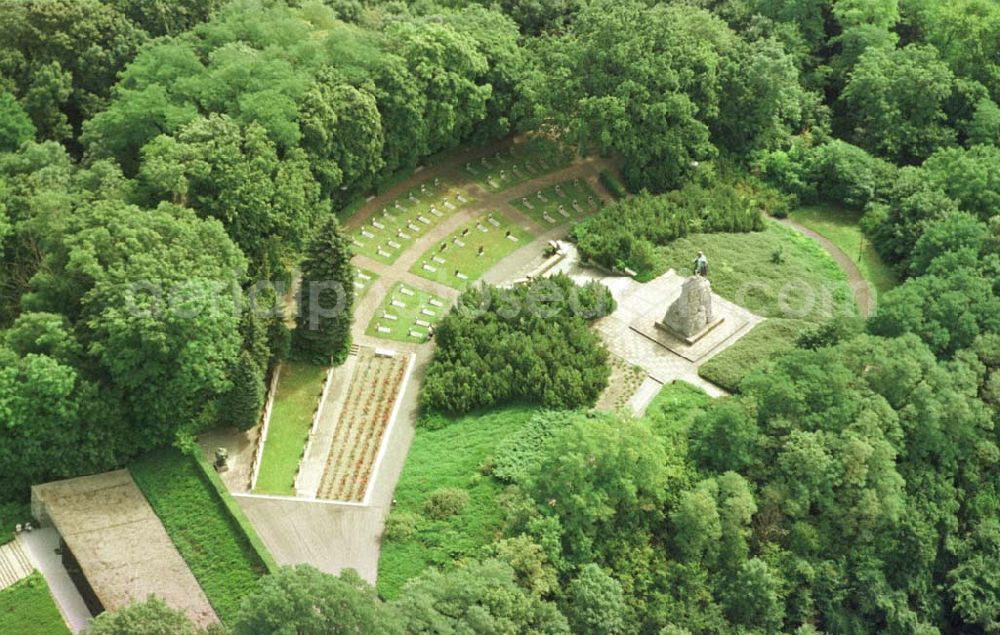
(31, 470, 218, 628)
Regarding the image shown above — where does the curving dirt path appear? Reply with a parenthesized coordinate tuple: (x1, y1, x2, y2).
(779, 218, 873, 318)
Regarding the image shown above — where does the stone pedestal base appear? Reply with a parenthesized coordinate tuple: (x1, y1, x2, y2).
(655, 316, 725, 346)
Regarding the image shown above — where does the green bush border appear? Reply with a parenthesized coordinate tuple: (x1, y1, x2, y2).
(190, 447, 280, 575)
(599, 169, 628, 199)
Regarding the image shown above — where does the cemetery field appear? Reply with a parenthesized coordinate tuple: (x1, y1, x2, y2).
(377, 406, 540, 600)
(130, 449, 274, 625)
(0, 573, 69, 635)
(254, 362, 327, 495)
(789, 205, 897, 293)
(658, 221, 857, 322)
(353, 267, 378, 299)
(317, 349, 410, 502)
(350, 178, 474, 266)
(464, 137, 574, 192)
(508, 177, 602, 228)
(698, 318, 807, 392)
(365, 282, 448, 343)
(410, 212, 532, 289)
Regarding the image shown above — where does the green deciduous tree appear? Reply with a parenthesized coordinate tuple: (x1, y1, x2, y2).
(523, 416, 676, 566)
(233, 566, 403, 635)
(0, 0, 147, 141)
(299, 75, 384, 201)
(138, 114, 324, 276)
(839, 44, 957, 162)
(0, 92, 34, 151)
(564, 564, 633, 635)
(392, 559, 569, 634)
(922, 145, 1000, 222)
(83, 596, 205, 635)
(526, 0, 732, 191)
(25, 200, 245, 446)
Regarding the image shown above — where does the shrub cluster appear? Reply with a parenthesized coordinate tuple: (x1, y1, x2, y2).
(571, 179, 768, 276)
(599, 170, 628, 199)
(420, 275, 614, 414)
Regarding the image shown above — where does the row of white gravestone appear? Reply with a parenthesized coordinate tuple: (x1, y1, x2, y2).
(353, 269, 373, 290)
(376, 292, 442, 339)
(467, 148, 557, 187)
(356, 179, 469, 253)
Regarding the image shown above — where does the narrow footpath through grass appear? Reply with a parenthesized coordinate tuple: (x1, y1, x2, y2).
(789, 205, 897, 293)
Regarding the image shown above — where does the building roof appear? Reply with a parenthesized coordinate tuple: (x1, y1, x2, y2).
(31, 470, 218, 627)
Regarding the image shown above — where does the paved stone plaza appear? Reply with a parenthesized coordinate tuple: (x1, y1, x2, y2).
(552, 249, 763, 401)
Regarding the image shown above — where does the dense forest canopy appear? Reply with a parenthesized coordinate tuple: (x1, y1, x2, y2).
(1, 0, 999, 633)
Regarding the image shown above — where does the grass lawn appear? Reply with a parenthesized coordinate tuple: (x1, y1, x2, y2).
(353, 266, 378, 300)
(410, 212, 532, 289)
(508, 178, 601, 228)
(377, 406, 541, 599)
(255, 361, 327, 495)
(658, 220, 857, 322)
(366, 282, 449, 343)
(0, 572, 69, 635)
(0, 501, 30, 546)
(789, 205, 898, 293)
(698, 318, 807, 393)
(130, 449, 274, 625)
(464, 137, 573, 192)
(351, 178, 473, 265)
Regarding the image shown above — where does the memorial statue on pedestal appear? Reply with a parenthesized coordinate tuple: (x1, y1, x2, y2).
(657, 251, 720, 342)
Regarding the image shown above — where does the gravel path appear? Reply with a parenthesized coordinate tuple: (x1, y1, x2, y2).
(238, 141, 620, 584)
(779, 218, 873, 317)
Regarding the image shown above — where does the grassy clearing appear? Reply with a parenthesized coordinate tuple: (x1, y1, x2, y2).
(464, 138, 573, 192)
(377, 406, 540, 600)
(410, 212, 532, 289)
(658, 220, 857, 321)
(698, 318, 807, 392)
(789, 205, 897, 293)
(0, 501, 30, 546)
(508, 178, 601, 228)
(350, 178, 474, 265)
(366, 282, 449, 343)
(130, 448, 274, 625)
(255, 361, 327, 495)
(0, 572, 69, 635)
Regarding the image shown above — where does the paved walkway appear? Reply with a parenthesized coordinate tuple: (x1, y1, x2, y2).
(780, 218, 873, 317)
(18, 529, 91, 633)
(235, 346, 430, 583)
(548, 247, 760, 398)
(236, 143, 622, 584)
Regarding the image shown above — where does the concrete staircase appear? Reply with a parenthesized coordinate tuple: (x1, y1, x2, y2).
(0, 538, 34, 590)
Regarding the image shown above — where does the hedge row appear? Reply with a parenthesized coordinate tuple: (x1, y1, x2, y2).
(130, 448, 276, 624)
(571, 179, 768, 276)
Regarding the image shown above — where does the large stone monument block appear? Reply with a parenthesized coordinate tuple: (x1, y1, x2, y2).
(656, 275, 724, 344)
